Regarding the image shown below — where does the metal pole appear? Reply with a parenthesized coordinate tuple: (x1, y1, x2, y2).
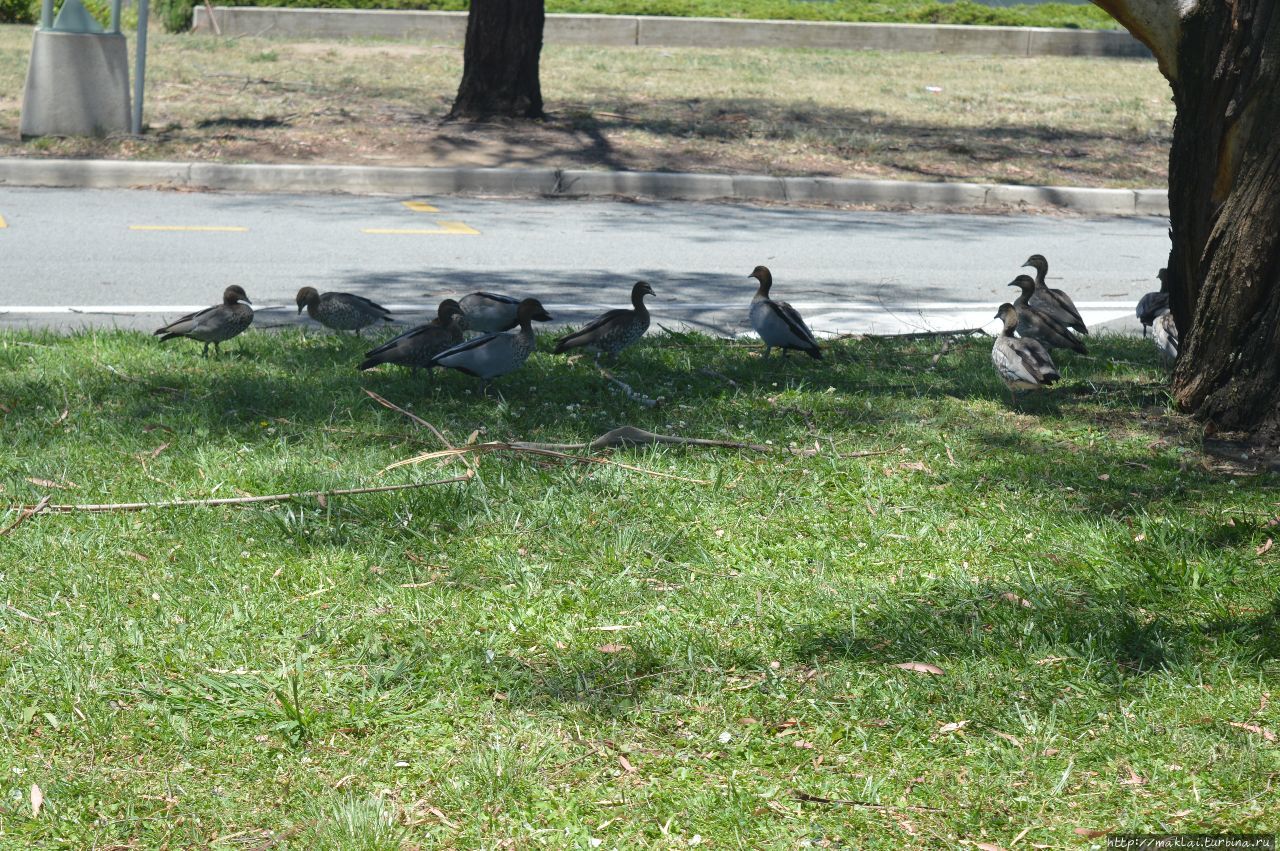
(39, 0, 54, 29)
(131, 0, 149, 134)
(109, 0, 121, 33)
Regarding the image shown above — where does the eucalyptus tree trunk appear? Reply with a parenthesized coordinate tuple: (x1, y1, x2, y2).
(448, 0, 545, 120)
(1092, 0, 1280, 434)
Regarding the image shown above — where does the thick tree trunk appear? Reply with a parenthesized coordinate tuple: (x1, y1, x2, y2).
(1165, 2, 1280, 434)
(449, 0, 544, 120)
(1094, 0, 1280, 436)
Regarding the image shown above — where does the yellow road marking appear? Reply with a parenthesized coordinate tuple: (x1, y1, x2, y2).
(129, 225, 249, 232)
(363, 221, 480, 236)
(0, 214, 7, 228)
(402, 200, 440, 213)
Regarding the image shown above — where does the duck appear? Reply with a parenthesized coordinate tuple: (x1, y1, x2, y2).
(296, 287, 392, 335)
(1152, 311, 1179, 365)
(153, 285, 253, 357)
(1022, 254, 1088, 335)
(458, 291, 523, 334)
(553, 281, 654, 360)
(991, 303, 1060, 404)
(358, 299, 465, 375)
(1135, 269, 1171, 336)
(1007, 275, 1086, 353)
(748, 266, 821, 359)
(429, 298, 552, 387)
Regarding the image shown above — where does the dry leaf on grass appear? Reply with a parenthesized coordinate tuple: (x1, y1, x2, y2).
(974, 843, 1007, 851)
(1074, 827, 1111, 838)
(1227, 721, 1276, 741)
(1000, 592, 1033, 608)
(1119, 764, 1146, 786)
(892, 662, 945, 675)
(30, 784, 43, 818)
(592, 625, 636, 632)
(618, 755, 636, 773)
(938, 720, 970, 735)
(993, 731, 1023, 748)
(1257, 538, 1274, 556)
(596, 643, 627, 654)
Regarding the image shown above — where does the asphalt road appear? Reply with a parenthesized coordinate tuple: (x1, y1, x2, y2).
(0, 188, 1170, 337)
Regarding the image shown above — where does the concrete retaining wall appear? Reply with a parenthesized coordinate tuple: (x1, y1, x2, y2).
(191, 8, 1151, 59)
(0, 159, 1170, 217)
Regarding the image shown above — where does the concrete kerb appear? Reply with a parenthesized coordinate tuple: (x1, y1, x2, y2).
(191, 8, 1152, 60)
(0, 159, 1169, 216)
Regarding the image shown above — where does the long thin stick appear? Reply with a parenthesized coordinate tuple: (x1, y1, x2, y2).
(382, 443, 709, 484)
(363, 388, 454, 449)
(793, 790, 942, 813)
(0, 495, 50, 536)
(9, 472, 472, 514)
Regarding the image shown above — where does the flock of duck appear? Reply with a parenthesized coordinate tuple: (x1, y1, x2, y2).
(153, 258, 1176, 402)
(990, 254, 1176, 402)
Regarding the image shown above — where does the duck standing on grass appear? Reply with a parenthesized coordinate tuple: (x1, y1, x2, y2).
(991, 303, 1060, 405)
(1022, 254, 1088, 336)
(295, 287, 392, 335)
(1135, 269, 1171, 337)
(153, 286, 254, 358)
(357, 299, 465, 375)
(748, 266, 821, 360)
(457, 291, 523, 334)
(429, 298, 553, 390)
(553, 281, 654, 361)
(1007, 275, 1086, 354)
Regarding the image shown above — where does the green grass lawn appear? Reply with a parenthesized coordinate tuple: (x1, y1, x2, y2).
(1, 328, 1276, 848)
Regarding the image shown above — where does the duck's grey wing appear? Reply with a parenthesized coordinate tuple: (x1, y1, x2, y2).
(155, 304, 216, 336)
(774, 301, 819, 348)
(339, 292, 393, 317)
(554, 308, 629, 352)
(1152, 312, 1179, 361)
(431, 331, 516, 376)
(1018, 337, 1060, 382)
(363, 323, 428, 358)
(1047, 288, 1088, 334)
(1135, 292, 1169, 327)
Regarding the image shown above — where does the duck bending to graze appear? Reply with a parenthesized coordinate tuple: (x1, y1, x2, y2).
(553, 281, 654, 360)
(991, 303, 1060, 405)
(296, 287, 392, 335)
(1135, 269, 1171, 337)
(1007, 275, 1086, 354)
(458, 291, 522, 334)
(358, 299, 464, 375)
(1022, 254, 1088, 336)
(748, 266, 821, 360)
(154, 285, 254, 358)
(430, 298, 553, 388)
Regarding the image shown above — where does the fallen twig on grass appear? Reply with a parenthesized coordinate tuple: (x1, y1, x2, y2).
(7, 473, 473, 515)
(363, 388, 456, 449)
(598, 366, 660, 407)
(4, 603, 44, 624)
(793, 790, 942, 813)
(513, 425, 775, 453)
(0, 496, 50, 536)
(382, 441, 711, 484)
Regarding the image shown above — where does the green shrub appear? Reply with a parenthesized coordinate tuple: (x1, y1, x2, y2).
(3, 0, 36, 24)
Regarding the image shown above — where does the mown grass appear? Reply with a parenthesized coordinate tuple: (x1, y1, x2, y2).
(1, 328, 1277, 848)
(0, 26, 1172, 188)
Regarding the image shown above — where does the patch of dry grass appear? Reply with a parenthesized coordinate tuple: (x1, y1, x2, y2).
(0, 27, 1173, 187)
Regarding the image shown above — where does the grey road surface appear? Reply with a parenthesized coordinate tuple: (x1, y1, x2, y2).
(0, 188, 1169, 337)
